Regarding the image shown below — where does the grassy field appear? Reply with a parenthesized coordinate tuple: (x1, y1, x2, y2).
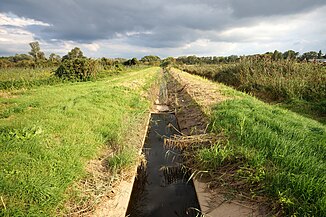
(0, 67, 160, 216)
(170, 69, 326, 216)
(179, 61, 326, 123)
(0, 65, 148, 90)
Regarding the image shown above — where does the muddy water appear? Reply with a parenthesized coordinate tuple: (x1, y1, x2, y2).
(126, 113, 200, 217)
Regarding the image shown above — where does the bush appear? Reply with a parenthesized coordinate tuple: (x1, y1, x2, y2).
(55, 58, 97, 81)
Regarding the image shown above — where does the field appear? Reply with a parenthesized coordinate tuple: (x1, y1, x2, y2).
(0, 67, 160, 216)
(0, 60, 325, 216)
(168, 68, 326, 216)
(0, 65, 148, 91)
(179, 60, 326, 123)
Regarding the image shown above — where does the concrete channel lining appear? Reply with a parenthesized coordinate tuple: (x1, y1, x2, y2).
(103, 70, 260, 217)
(91, 111, 151, 217)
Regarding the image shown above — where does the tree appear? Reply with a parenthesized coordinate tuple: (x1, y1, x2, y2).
(140, 55, 161, 65)
(227, 55, 238, 62)
(12, 54, 33, 62)
(68, 47, 84, 59)
(283, 50, 299, 60)
(62, 47, 84, 61)
(317, 50, 323, 59)
(49, 53, 61, 62)
(29, 41, 46, 62)
(272, 50, 283, 61)
(123, 57, 139, 66)
(160, 57, 175, 68)
(186, 55, 200, 64)
(301, 51, 318, 61)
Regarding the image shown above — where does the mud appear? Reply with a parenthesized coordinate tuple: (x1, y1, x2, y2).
(166, 73, 208, 135)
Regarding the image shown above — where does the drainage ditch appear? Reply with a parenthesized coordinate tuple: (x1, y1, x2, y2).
(126, 113, 200, 217)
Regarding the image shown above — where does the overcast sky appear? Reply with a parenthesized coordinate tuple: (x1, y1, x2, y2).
(0, 0, 325, 58)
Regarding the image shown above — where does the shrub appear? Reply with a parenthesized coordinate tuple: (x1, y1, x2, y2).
(54, 58, 97, 81)
(123, 58, 139, 66)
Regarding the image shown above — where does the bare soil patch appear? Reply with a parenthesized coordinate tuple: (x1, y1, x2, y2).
(166, 68, 230, 135)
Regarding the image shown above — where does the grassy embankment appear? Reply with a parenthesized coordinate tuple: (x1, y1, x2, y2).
(0, 67, 160, 216)
(171, 69, 326, 216)
(179, 61, 326, 123)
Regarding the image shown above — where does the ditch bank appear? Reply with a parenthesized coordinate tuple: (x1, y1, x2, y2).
(94, 68, 267, 217)
(92, 69, 202, 217)
(166, 68, 269, 217)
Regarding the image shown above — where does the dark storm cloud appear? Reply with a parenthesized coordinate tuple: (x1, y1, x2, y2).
(0, 0, 325, 48)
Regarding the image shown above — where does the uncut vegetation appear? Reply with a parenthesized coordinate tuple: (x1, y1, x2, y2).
(170, 69, 326, 216)
(55, 58, 98, 81)
(179, 59, 326, 122)
(0, 67, 160, 216)
(0, 67, 59, 90)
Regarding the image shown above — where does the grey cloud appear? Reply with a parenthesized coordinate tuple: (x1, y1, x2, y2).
(0, 0, 325, 52)
(229, 0, 326, 17)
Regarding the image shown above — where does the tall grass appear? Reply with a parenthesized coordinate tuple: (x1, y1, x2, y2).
(180, 61, 326, 120)
(0, 67, 59, 90)
(0, 67, 53, 81)
(0, 67, 160, 216)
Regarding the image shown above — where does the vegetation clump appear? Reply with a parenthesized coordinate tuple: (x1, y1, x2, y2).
(55, 58, 98, 81)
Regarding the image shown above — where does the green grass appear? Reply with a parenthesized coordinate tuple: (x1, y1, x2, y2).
(0, 67, 160, 216)
(196, 91, 326, 216)
(0, 67, 60, 90)
(277, 98, 326, 124)
(0, 65, 150, 90)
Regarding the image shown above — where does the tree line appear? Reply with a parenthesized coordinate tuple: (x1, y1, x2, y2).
(0, 41, 164, 69)
(174, 50, 325, 65)
(0, 41, 325, 69)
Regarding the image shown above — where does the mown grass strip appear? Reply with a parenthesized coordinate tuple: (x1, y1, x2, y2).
(0, 67, 160, 216)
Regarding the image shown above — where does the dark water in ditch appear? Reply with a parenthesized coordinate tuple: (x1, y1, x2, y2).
(126, 113, 200, 217)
